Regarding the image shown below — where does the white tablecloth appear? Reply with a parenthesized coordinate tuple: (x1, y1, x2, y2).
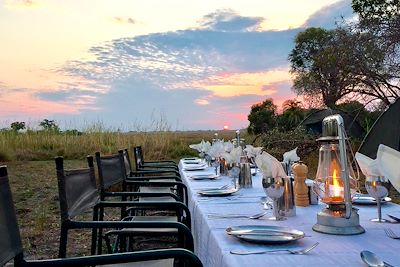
(179, 160, 400, 267)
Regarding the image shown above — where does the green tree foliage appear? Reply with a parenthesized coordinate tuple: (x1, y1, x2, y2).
(289, 27, 355, 108)
(39, 119, 60, 132)
(278, 100, 305, 131)
(247, 98, 277, 134)
(352, 0, 400, 96)
(289, 26, 398, 107)
(10, 121, 25, 132)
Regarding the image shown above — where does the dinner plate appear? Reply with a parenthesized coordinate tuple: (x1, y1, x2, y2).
(352, 193, 392, 205)
(190, 174, 219, 180)
(226, 225, 305, 244)
(184, 160, 202, 164)
(198, 187, 238, 197)
(183, 164, 207, 171)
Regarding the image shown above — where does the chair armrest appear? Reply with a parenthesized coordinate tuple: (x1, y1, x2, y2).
(144, 160, 177, 164)
(131, 169, 180, 177)
(95, 201, 190, 227)
(127, 174, 181, 181)
(123, 181, 188, 204)
(20, 248, 202, 267)
(102, 191, 181, 202)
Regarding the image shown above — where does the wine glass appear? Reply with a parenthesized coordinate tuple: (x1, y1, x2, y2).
(228, 166, 240, 189)
(262, 176, 285, 220)
(365, 176, 390, 223)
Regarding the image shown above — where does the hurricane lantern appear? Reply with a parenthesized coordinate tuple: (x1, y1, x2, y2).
(312, 115, 365, 235)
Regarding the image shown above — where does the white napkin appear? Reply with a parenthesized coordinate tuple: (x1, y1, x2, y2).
(255, 152, 287, 178)
(355, 152, 384, 177)
(223, 141, 234, 153)
(222, 146, 243, 164)
(243, 145, 263, 159)
(189, 139, 211, 153)
(283, 147, 300, 164)
(377, 144, 400, 194)
(207, 140, 225, 158)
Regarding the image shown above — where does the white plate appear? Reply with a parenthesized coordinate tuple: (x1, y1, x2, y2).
(198, 187, 238, 196)
(183, 164, 207, 171)
(226, 225, 305, 244)
(352, 194, 392, 205)
(190, 174, 219, 180)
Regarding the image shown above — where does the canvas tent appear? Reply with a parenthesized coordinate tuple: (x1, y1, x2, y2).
(301, 109, 365, 139)
(358, 98, 400, 158)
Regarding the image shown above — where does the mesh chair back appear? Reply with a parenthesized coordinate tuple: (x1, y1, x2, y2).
(133, 146, 143, 170)
(56, 157, 99, 221)
(95, 152, 126, 190)
(120, 149, 132, 176)
(0, 166, 23, 266)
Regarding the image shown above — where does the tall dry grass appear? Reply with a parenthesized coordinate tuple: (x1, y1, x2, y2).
(0, 120, 249, 161)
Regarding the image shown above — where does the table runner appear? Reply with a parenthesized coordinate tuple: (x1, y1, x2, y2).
(179, 160, 400, 267)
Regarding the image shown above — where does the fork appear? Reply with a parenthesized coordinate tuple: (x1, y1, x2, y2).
(230, 242, 319, 255)
(384, 228, 400, 239)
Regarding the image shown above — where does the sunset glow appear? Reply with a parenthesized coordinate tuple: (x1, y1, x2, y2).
(0, 0, 352, 130)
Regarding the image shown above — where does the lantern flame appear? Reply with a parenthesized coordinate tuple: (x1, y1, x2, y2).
(330, 168, 344, 202)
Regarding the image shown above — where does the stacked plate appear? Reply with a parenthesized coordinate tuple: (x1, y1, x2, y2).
(352, 193, 392, 205)
(189, 174, 219, 180)
(198, 187, 238, 197)
(226, 225, 305, 244)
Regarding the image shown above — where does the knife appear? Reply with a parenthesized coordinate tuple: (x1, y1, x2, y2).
(387, 214, 400, 223)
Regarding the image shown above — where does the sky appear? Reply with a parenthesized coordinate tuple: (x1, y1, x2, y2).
(0, 0, 355, 131)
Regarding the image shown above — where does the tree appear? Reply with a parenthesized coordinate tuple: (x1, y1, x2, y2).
(247, 98, 277, 134)
(39, 119, 60, 132)
(289, 26, 399, 107)
(278, 100, 305, 130)
(10, 121, 25, 132)
(289, 27, 356, 108)
(352, 0, 400, 102)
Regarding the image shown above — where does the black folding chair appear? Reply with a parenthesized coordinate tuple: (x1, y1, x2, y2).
(133, 146, 178, 172)
(55, 157, 193, 256)
(120, 149, 188, 205)
(0, 165, 202, 267)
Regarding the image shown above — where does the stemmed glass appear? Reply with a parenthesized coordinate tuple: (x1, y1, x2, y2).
(262, 176, 285, 220)
(365, 176, 390, 223)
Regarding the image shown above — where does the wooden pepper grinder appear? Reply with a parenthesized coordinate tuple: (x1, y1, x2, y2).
(292, 161, 309, 207)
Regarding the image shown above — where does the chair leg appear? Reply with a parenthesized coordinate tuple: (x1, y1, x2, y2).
(58, 223, 68, 258)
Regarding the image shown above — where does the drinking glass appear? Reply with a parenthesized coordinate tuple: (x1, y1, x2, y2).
(365, 176, 389, 223)
(228, 166, 240, 189)
(262, 176, 285, 220)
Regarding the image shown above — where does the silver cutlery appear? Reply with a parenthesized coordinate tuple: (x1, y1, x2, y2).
(197, 184, 231, 191)
(230, 242, 319, 255)
(384, 228, 400, 239)
(208, 211, 267, 220)
(360, 250, 395, 267)
(387, 214, 400, 223)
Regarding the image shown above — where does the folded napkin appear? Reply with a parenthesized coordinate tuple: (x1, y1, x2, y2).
(244, 145, 263, 159)
(189, 139, 211, 153)
(207, 140, 225, 158)
(223, 141, 234, 153)
(222, 146, 243, 164)
(377, 144, 400, 194)
(355, 152, 384, 177)
(283, 147, 300, 164)
(255, 152, 287, 178)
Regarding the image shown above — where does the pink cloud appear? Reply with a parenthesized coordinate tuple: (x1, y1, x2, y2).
(0, 91, 87, 120)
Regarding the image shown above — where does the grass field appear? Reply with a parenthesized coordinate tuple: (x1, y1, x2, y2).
(1, 129, 399, 260)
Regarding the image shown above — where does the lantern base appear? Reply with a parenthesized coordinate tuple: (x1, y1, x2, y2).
(312, 207, 365, 235)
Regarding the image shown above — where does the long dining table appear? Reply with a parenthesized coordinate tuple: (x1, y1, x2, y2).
(179, 159, 400, 267)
